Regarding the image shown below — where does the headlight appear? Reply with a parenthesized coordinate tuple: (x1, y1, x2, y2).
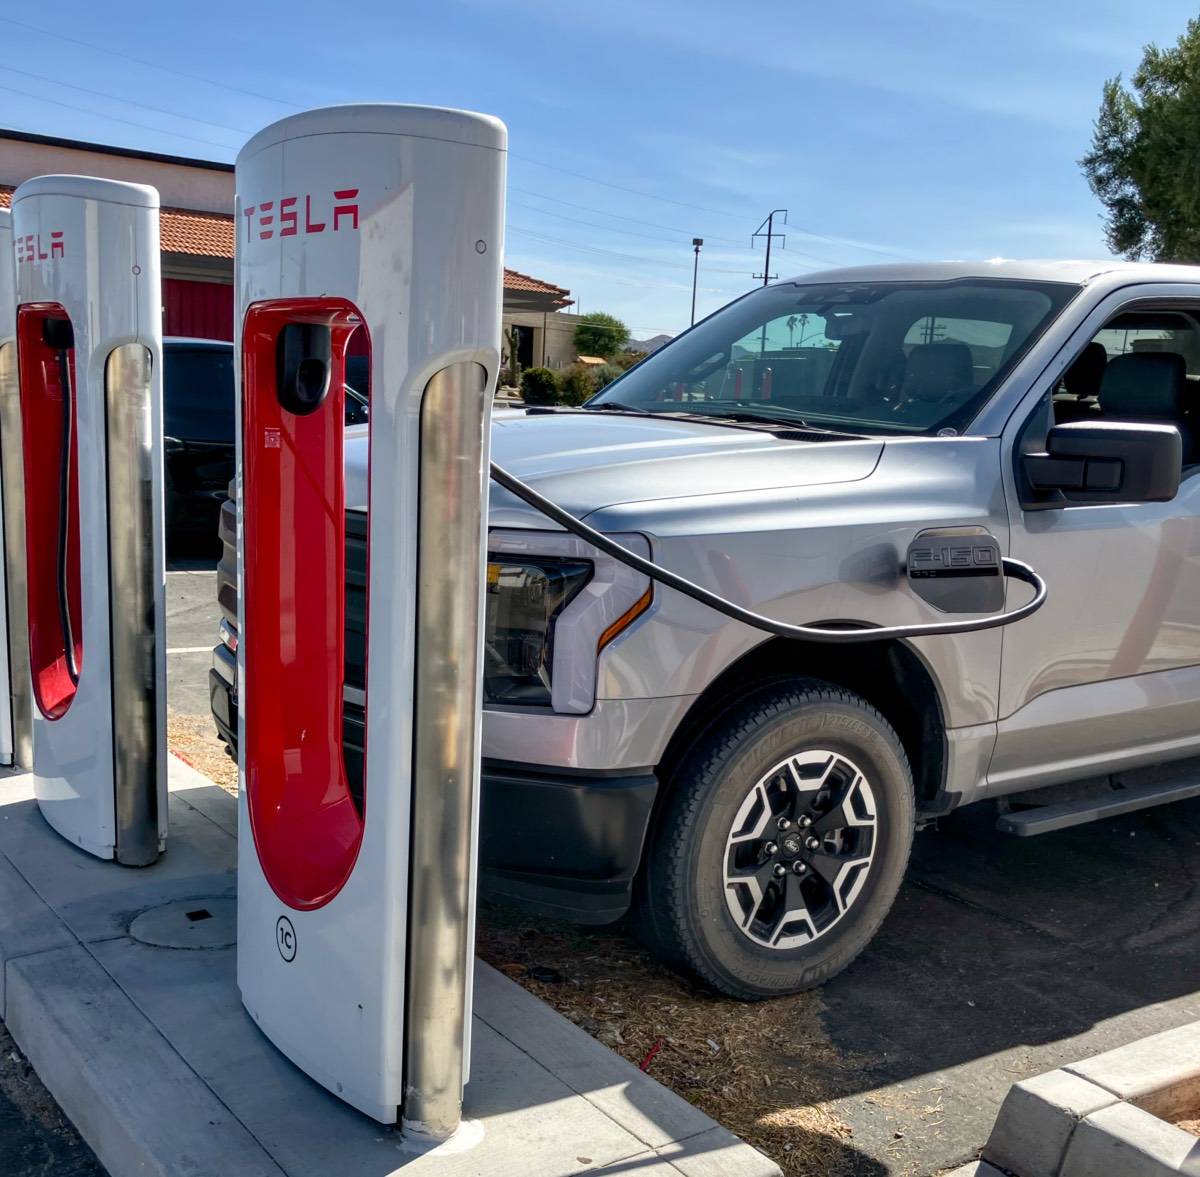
(484, 556, 592, 706)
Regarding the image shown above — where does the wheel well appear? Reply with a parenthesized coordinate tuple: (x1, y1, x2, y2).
(655, 636, 946, 807)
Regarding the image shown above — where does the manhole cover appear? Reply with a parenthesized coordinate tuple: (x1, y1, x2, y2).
(128, 897, 236, 949)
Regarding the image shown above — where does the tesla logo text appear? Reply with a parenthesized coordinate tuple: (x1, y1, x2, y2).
(243, 188, 359, 242)
(276, 915, 297, 962)
(14, 231, 65, 264)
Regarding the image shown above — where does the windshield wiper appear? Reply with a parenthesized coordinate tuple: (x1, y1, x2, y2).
(669, 403, 863, 437)
(585, 401, 655, 415)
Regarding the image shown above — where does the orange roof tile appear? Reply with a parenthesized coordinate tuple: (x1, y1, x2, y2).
(1, 187, 570, 300)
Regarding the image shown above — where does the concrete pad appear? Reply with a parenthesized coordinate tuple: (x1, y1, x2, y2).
(5, 945, 282, 1177)
(0, 763, 779, 1177)
(985, 1068, 1119, 1177)
(473, 958, 721, 1152)
(940, 1163, 1008, 1177)
(1060, 1102, 1200, 1177)
(0, 849, 75, 1013)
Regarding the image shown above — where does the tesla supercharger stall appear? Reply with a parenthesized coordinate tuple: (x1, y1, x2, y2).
(0, 207, 28, 769)
(235, 106, 505, 1137)
(10, 176, 167, 864)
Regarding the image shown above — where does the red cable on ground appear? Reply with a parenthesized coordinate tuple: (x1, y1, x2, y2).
(639, 1038, 664, 1072)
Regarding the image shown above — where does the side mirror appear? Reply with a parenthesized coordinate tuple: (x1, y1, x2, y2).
(1021, 420, 1181, 510)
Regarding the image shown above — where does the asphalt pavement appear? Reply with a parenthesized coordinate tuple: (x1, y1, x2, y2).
(165, 560, 220, 717)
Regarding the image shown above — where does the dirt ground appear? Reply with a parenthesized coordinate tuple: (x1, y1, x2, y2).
(0, 1022, 103, 1177)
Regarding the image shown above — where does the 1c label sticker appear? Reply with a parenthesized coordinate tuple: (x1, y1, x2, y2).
(276, 915, 297, 962)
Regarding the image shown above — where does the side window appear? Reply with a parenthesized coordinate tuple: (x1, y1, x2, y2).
(1051, 307, 1200, 468)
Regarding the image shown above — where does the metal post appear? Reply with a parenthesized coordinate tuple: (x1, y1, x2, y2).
(403, 359, 491, 1141)
(690, 237, 703, 326)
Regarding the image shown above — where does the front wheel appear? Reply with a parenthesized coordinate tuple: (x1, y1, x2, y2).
(637, 681, 915, 999)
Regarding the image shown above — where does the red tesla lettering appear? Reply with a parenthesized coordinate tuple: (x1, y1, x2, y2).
(332, 188, 359, 231)
(37, 234, 47, 261)
(279, 196, 298, 237)
(243, 206, 255, 243)
(49, 231, 64, 259)
(23, 235, 33, 263)
(258, 201, 275, 241)
(304, 195, 326, 234)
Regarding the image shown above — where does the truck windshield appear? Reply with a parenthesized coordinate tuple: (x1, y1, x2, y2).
(587, 278, 1078, 435)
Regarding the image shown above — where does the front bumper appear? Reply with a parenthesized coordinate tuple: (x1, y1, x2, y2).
(208, 658, 658, 923)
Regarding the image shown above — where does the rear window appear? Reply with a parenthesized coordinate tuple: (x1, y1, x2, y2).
(164, 346, 234, 444)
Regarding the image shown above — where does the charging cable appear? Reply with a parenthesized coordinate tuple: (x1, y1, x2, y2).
(490, 462, 1046, 644)
(54, 342, 80, 685)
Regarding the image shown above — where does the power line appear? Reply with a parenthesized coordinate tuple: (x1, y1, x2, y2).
(511, 154, 741, 220)
(506, 225, 761, 277)
(510, 185, 748, 247)
(0, 81, 239, 151)
(510, 199, 754, 252)
(0, 15, 297, 109)
(0, 63, 253, 139)
(0, 12, 921, 265)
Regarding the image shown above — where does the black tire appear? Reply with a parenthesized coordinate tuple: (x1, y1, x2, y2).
(636, 679, 914, 1000)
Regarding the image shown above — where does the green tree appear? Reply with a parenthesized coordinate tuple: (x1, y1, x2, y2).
(573, 312, 629, 359)
(1081, 18, 1200, 261)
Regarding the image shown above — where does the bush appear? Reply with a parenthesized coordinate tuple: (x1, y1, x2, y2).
(592, 363, 623, 391)
(520, 366, 561, 406)
(559, 363, 598, 406)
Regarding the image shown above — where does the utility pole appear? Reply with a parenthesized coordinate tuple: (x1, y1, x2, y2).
(690, 237, 703, 326)
(752, 209, 787, 286)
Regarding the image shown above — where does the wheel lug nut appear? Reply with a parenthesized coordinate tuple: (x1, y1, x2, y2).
(772, 863, 787, 878)
(798, 815, 813, 828)
(805, 836, 820, 850)
(792, 861, 807, 875)
(763, 841, 779, 856)
(776, 817, 793, 831)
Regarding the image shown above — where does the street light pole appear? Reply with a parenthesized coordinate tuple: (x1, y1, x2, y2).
(690, 237, 703, 326)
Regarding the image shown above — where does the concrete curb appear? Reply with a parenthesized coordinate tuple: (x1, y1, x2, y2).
(0, 760, 781, 1177)
(980, 1023, 1200, 1177)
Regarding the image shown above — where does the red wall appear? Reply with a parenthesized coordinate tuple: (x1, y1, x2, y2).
(163, 278, 233, 341)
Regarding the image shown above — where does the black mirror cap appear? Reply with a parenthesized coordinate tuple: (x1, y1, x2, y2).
(275, 322, 332, 416)
(1022, 420, 1182, 509)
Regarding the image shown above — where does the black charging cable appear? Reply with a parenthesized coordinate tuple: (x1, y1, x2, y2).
(51, 334, 80, 685)
(490, 462, 1046, 644)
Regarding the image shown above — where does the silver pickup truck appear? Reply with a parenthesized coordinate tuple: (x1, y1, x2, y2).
(212, 259, 1200, 999)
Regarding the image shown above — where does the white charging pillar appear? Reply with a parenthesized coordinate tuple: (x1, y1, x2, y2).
(10, 176, 167, 863)
(0, 208, 26, 768)
(235, 105, 505, 1135)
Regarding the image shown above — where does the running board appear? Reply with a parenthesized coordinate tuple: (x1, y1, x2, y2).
(996, 777, 1200, 836)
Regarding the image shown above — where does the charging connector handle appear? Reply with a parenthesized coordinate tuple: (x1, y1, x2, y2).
(490, 462, 1046, 644)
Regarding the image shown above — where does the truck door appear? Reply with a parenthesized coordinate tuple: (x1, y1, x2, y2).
(992, 295, 1200, 794)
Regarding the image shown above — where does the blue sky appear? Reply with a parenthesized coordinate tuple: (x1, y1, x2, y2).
(1, 1, 1195, 337)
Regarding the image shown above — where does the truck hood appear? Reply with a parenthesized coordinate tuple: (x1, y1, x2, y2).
(343, 410, 882, 517)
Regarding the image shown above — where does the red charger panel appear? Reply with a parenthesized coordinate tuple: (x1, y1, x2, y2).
(16, 303, 83, 720)
(241, 298, 368, 910)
